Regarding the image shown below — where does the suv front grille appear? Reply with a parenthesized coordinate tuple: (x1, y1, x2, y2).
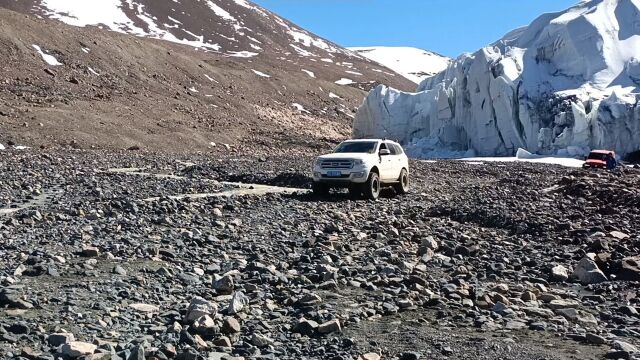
(321, 159, 354, 169)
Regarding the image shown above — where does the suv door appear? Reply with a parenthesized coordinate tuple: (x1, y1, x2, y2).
(377, 142, 394, 181)
(387, 143, 403, 180)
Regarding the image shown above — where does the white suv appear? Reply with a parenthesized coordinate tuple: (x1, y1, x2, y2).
(312, 139, 410, 199)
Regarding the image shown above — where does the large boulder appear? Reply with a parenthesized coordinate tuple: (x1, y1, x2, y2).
(572, 257, 607, 285)
(59, 342, 97, 358)
(550, 265, 569, 282)
(618, 256, 640, 281)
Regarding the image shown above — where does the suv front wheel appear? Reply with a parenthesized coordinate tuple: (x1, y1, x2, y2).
(363, 172, 381, 200)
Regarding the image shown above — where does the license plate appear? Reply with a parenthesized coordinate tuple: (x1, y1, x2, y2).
(327, 171, 342, 177)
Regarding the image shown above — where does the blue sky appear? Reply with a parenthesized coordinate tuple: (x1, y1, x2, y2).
(252, 0, 579, 57)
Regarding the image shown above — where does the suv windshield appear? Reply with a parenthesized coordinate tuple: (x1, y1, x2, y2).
(334, 141, 378, 154)
(587, 152, 608, 161)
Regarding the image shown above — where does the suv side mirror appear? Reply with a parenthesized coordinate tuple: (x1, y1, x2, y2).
(379, 149, 391, 156)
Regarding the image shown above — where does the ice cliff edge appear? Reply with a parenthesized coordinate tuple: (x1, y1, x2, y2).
(353, 0, 640, 158)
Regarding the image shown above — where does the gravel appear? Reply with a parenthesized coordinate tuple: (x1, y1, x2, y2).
(1, 149, 639, 359)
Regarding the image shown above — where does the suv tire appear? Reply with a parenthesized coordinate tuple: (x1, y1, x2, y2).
(394, 169, 409, 195)
(312, 182, 329, 196)
(363, 172, 381, 200)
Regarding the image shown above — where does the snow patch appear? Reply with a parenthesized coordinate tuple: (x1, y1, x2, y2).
(349, 46, 451, 83)
(292, 103, 310, 114)
(301, 69, 315, 78)
(460, 149, 585, 168)
(32, 45, 62, 66)
(204, 74, 218, 83)
(167, 16, 182, 25)
(290, 44, 316, 57)
(40, 0, 222, 51)
(87, 66, 100, 75)
(228, 51, 259, 58)
(329, 92, 342, 99)
(345, 70, 363, 76)
(252, 69, 271, 78)
(335, 78, 354, 85)
(205, 1, 236, 22)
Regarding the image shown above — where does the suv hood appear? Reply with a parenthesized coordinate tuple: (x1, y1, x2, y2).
(317, 153, 373, 160)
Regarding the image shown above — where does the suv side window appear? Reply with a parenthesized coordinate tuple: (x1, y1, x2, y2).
(379, 143, 387, 153)
(386, 143, 398, 155)
(394, 144, 404, 155)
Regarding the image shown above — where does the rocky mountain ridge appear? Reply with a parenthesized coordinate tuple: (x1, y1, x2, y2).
(0, 0, 414, 152)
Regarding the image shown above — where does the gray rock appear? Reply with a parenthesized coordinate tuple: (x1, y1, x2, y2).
(572, 257, 607, 285)
(296, 292, 323, 307)
(81, 246, 100, 257)
(212, 336, 232, 347)
(613, 340, 638, 353)
(318, 319, 341, 334)
(213, 275, 234, 294)
(59, 342, 97, 358)
(185, 297, 218, 324)
(547, 299, 580, 310)
(129, 303, 160, 313)
(550, 265, 569, 282)
(555, 308, 598, 327)
(48, 333, 76, 347)
(113, 265, 127, 276)
(619, 256, 640, 282)
(128, 344, 145, 360)
(227, 291, 249, 315)
(492, 302, 514, 317)
(419, 236, 438, 255)
(250, 333, 273, 347)
(505, 320, 527, 330)
(221, 317, 241, 334)
(400, 352, 421, 360)
(522, 307, 555, 318)
(619, 305, 638, 316)
(292, 318, 319, 336)
(586, 333, 607, 345)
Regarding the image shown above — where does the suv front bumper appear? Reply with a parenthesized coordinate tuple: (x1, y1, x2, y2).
(312, 168, 370, 185)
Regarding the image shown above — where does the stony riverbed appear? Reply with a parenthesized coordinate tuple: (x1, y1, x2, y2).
(1, 150, 639, 360)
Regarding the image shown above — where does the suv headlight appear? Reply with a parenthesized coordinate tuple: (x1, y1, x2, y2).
(314, 159, 323, 167)
(353, 159, 365, 166)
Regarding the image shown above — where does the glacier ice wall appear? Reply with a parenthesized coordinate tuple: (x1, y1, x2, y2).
(353, 0, 640, 157)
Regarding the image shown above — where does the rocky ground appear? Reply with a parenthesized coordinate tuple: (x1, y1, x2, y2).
(1, 149, 640, 360)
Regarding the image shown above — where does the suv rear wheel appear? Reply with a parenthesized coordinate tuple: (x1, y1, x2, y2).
(363, 172, 380, 200)
(394, 169, 409, 195)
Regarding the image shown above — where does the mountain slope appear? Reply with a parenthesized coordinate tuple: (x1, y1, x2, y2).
(354, 0, 640, 158)
(349, 46, 450, 83)
(0, 0, 414, 152)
